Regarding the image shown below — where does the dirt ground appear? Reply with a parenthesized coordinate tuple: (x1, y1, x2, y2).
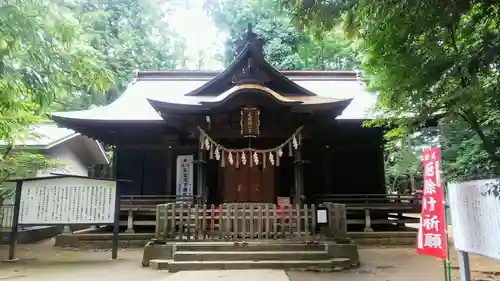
(0, 239, 499, 281)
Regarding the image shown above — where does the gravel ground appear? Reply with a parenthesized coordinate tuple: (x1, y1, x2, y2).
(0, 239, 499, 281)
(288, 246, 500, 281)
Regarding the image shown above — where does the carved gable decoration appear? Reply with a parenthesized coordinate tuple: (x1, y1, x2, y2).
(233, 23, 265, 58)
(240, 106, 260, 137)
(232, 57, 270, 85)
(232, 23, 270, 85)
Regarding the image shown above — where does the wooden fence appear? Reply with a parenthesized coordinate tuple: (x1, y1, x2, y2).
(0, 204, 14, 228)
(155, 203, 347, 241)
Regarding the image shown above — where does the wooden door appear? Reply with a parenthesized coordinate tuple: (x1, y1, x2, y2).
(223, 164, 274, 203)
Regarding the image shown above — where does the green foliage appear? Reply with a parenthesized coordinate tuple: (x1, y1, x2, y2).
(285, 0, 500, 180)
(52, 0, 187, 110)
(0, 1, 112, 141)
(0, 1, 189, 204)
(0, 150, 62, 200)
(384, 138, 421, 192)
(204, 0, 359, 70)
(0, 1, 114, 203)
(384, 131, 438, 192)
(440, 117, 500, 182)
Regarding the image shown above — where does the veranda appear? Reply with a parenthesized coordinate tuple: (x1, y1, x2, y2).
(118, 193, 421, 239)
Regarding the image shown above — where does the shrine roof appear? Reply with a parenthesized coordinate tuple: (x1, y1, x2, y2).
(0, 123, 109, 164)
(51, 70, 377, 124)
(52, 25, 379, 127)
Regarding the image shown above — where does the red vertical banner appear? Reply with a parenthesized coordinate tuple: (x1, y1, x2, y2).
(416, 147, 447, 259)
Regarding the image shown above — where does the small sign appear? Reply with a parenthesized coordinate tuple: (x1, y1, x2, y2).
(448, 179, 500, 261)
(19, 177, 117, 224)
(277, 197, 290, 207)
(176, 155, 194, 202)
(240, 107, 260, 137)
(6, 175, 123, 262)
(316, 209, 328, 224)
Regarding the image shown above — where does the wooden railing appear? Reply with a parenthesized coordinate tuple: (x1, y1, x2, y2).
(154, 203, 347, 241)
(120, 195, 203, 210)
(117, 194, 421, 233)
(313, 193, 422, 209)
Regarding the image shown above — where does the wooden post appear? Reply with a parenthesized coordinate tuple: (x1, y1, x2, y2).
(293, 150, 304, 205)
(364, 208, 373, 232)
(8, 181, 23, 261)
(62, 225, 72, 234)
(335, 204, 348, 241)
(125, 209, 134, 233)
(196, 146, 206, 202)
(166, 146, 173, 196)
(111, 145, 118, 179)
(155, 205, 161, 238)
(397, 212, 405, 229)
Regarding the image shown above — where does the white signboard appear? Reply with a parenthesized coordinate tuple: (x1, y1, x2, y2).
(316, 209, 328, 224)
(19, 177, 117, 225)
(176, 155, 194, 200)
(448, 179, 500, 260)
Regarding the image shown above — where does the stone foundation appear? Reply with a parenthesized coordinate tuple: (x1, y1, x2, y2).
(53, 231, 417, 249)
(0, 226, 63, 245)
(142, 240, 360, 272)
(349, 231, 416, 246)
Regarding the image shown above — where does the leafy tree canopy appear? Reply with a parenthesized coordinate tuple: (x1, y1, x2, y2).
(0, 1, 111, 143)
(52, 0, 187, 110)
(284, 0, 500, 180)
(0, 151, 62, 201)
(0, 1, 117, 199)
(205, 0, 359, 70)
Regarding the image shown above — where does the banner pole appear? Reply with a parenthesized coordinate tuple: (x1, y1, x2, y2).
(442, 184, 452, 281)
(437, 144, 451, 281)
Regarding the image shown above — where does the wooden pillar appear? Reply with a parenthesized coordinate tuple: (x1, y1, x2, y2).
(195, 146, 206, 205)
(125, 209, 134, 233)
(139, 151, 146, 195)
(364, 208, 373, 232)
(166, 147, 172, 195)
(111, 146, 118, 179)
(325, 145, 332, 192)
(293, 150, 304, 205)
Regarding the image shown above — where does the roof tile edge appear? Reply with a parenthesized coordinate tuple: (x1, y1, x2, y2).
(136, 69, 359, 81)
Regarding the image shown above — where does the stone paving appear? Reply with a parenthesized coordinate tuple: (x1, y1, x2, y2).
(161, 270, 289, 281)
(1, 239, 499, 281)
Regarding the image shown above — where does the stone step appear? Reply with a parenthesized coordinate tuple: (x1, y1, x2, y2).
(150, 259, 173, 270)
(173, 250, 329, 261)
(173, 242, 325, 252)
(164, 258, 353, 272)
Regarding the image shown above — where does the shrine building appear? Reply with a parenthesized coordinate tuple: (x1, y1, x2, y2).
(51, 27, 384, 205)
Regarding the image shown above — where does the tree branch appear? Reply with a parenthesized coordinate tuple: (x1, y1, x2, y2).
(458, 108, 500, 166)
(1, 144, 13, 160)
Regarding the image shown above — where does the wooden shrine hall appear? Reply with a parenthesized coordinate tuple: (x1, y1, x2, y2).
(51, 26, 385, 207)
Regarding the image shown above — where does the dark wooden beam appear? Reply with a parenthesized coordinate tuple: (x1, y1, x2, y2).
(293, 149, 304, 204)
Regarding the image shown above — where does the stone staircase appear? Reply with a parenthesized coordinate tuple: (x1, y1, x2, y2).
(147, 241, 359, 272)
